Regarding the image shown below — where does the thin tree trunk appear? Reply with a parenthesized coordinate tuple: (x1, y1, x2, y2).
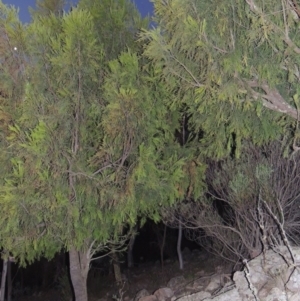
(0, 259, 8, 301)
(177, 219, 183, 270)
(69, 248, 90, 301)
(7, 259, 12, 301)
(161, 225, 167, 269)
(127, 227, 137, 268)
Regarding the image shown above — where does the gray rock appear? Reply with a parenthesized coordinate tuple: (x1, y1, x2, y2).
(176, 290, 211, 301)
(286, 268, 300, 292)
(137, 247, 300, 301)
(153, 287, 174, 301)
(208, 287, 239, 301)
(134, 289, 151, 301)
(139, 296, 158, 301)
(185, 278, 204, 291)
(167, 276, 186, 291)
(205, 274, 222, 293)
(265, 287, 287, 301)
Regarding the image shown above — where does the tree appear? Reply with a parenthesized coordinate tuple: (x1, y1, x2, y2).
(0, 3, 195, 301)
(142, 0, 300, 158)
(0, 2, 30, 299)
(141, 0, 300, 264)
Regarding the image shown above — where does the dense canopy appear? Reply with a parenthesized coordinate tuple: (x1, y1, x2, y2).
(0, 0, 300, 300)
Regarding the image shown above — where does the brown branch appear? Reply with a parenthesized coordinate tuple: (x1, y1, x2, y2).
(247, 80, 298, 119)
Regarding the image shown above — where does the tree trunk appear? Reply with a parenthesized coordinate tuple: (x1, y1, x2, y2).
(0, 259, 8, 301)
(127, 229, 137, 268)
(7, 259, 12, 301)
(69, 248, 90, 301)
(160, 225, 167, 269)
(112, 252, 122, 284)
(177, 219, 183, 270)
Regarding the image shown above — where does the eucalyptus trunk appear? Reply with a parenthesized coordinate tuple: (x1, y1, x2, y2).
(112, 252, 122, 285)
(69, 248, 90, 301)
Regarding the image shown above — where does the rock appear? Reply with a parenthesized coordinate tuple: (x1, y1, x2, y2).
(176, 290, 211, 301)
(153, 287, 174, 301)
(286, 268, 300, 292)
(265, 287, 287, 301)
(288, 293, 300, 301)
(205, 274, 222, 293)
(185, 278, 205, 291)
(135, 246, 300, 301)
(208, 287, 240, 301)
(139, 296, 158, 301)
(134, 289, 151, 301)
(194, 270, 205, 277)
(167, 276, 186, 291)
(233, 270, 253, 299)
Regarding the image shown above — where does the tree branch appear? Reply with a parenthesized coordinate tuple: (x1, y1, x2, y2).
(246, 80, 298, 119)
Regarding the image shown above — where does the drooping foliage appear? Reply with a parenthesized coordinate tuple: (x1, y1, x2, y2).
(2, 0, 300, 294)
(1, 7, 106, 263)
(0, 0, 202, 271)
(0, 2, 30, 261)
(78, 0, 149, 59)
(142, 0, 300, 158)
(99, 51, 205, 221)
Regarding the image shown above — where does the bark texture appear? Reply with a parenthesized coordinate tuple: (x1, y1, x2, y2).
(69, 248, 90, 301)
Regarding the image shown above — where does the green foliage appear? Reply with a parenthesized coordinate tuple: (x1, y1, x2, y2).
(78, 0, 149, 59)
(0, 6, 106, 262)
(0, 1, 27, 100)
(31, 0, 65, 18)
(97, 50, 201, 219)
(0, 0, 203, 270)
(142, 0, 300, 158)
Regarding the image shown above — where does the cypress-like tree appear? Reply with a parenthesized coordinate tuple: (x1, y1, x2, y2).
(0, 2, 199, 301)
(0, 1, 29, 258)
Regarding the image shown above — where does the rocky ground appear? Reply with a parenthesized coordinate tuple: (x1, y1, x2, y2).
(90, 249, 233, 301)
(17, 248, 234, 301)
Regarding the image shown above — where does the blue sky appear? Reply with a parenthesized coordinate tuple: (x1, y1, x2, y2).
(2, 0, 154, 23)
